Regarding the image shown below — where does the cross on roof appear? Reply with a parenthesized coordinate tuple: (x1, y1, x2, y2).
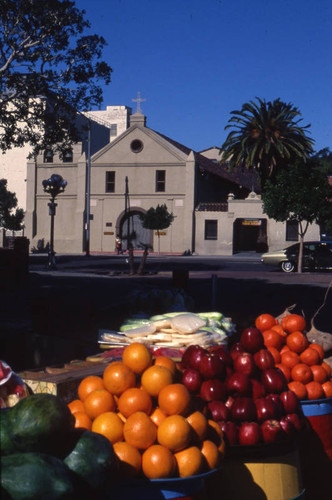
(132, 92, 146, 114)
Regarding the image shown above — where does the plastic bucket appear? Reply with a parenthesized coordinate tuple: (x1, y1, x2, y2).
(300, 396, 332, 460)
(205, 441, 302, 500)
(299, 397, 332, 498)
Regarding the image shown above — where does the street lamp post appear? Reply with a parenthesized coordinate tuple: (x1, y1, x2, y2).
(42, 174, 67, 270)
(85, 119, 91, 257)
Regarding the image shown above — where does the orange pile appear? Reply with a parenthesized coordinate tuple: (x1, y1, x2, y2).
(255, 313, 332, 401)
(67, 342, 225, 479)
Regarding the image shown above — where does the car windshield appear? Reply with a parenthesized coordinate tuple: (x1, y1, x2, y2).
(285, 243, 299, 252)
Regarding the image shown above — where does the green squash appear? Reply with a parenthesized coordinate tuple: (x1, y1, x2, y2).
(1, 452, 75, 499)
(4, 394, 75, 457)
(64, 429, 119, 493)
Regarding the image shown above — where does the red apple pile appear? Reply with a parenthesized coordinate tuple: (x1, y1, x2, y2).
(180, 329, 306, 447)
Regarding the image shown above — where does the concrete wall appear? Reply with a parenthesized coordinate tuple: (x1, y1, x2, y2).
(195, 193, 321, 255)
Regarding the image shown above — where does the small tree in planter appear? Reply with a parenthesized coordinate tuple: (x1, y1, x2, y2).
(139, 204, 174, 255)
(262, 159, 332, 273)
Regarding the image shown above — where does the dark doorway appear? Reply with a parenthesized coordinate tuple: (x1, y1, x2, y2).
(120, 211, 152, 250)
(233, 218, 268, 253)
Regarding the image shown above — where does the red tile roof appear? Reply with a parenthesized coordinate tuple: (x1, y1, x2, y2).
(154, 130, 260, 192)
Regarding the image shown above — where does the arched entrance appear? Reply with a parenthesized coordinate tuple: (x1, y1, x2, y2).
(233, 218, 268, 253)
(120, 210, 152, 250)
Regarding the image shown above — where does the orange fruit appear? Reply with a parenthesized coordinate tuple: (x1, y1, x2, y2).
(321, 362, 332, 378)
(83, 389, 116, 420)
(310, 365, 328, 384)
(123, 411, 157, 450)
(271, 324, 287, 335)
(158, 383, 191, 416)
(268, 347, 281, 364)
(281, 314, 306, 333)
(305, 381, 324, 400)
(286, 331, 309, 354)
(157, 415, 192, 452)
(288, 381, 308, 400)
(308, 343, 324, 362)
(103, 362, 136, 396)
(122, 342, 152, 374)
(92, 411, 124, 444)
(281, 351, 300, 369)
(113, 441, 142, 477)
(207, 420, 226, 456)
(142, 444, 177, 479)
(78, 375, 104, 401)
(275, 363, 291, 382)
(186, 411, 208, 442)
(150, 407, 167, 427)
(322, 380, 332, 398)
(73, 411, 92, 430)
(291, 363, 313, 385)
(200, 440, 221, 470)
(141, 365, 174, 397)
(154, 356, 177, 375)
(299, 347, 320, 366)
(117, 387, 152, 417)
(263, 329, 283, 350)
(280, 345, 290, 355)
(255, 314, 277, 332)
(174, 446, 204, 478)
(117, 411, 127, 423)
(68, 399, 85, 414)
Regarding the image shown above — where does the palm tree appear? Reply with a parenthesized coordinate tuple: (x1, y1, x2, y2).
(220, 97, 315, 188)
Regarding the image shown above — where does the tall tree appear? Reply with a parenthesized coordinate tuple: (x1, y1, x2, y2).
(0, 0, 112, 156)
(262, 159, 332, 273)
(220, 97, 314, 188)
(139, 204, 174, 255)
(312, 148, 332, 175)
(0, 179, 24, 232)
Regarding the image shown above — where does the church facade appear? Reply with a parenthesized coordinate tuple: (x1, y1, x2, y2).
(23, 104, 319, 256)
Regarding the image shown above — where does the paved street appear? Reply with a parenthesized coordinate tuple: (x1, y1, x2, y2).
(1, 252, 331, 372)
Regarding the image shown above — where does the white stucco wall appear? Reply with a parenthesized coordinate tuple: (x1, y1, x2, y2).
(0, 144, 31, 210)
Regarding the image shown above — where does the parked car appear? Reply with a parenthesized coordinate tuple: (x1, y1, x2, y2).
(261, 241, 332, 272)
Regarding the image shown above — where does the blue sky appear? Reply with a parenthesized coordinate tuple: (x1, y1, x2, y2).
(76, 0, 332, 153)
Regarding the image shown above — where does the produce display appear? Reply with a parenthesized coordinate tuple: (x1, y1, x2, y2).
(255, 313, 332, 400)
(99, 311, 236, 349)
(0, 393, 118, 499)
(0, 360, 30, 408)
(1, 309, 329, 497)
(67, 343, 226, 480)
(179, 328, 307, 447)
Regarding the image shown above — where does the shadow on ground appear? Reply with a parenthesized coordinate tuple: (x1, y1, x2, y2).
(1, 269, 331, 372)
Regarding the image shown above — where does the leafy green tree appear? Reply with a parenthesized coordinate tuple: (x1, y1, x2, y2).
(0, 0, 112, 156)
(312, 148, 332, 175)
(262, 159, 332, 272)
(0, 179, 25, 233)
(139, 204, 174, 255)
(220, 97, 314, 188)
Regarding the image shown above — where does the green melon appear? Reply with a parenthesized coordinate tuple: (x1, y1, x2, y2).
(4, 393, 75, 457)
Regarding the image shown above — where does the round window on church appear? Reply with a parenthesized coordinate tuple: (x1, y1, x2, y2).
(130, 139, 144, 153)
